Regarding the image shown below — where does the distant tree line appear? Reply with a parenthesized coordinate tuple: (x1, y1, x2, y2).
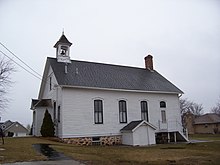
(180, 98, 203, 128)
(180, 96, 220, 116)
(180, 97, 220, 128)
(180, 98, 203, 116)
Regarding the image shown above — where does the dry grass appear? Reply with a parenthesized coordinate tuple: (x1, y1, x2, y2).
(0, 137, 58, 163)
(189, 133, 220, 141)
(53, 141, 220, 165)
(0, 135, 220, 164)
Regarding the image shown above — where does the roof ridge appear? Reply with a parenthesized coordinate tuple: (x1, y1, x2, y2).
(47, 57, 152, 71)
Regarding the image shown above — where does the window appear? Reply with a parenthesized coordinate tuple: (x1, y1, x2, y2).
(58, 106, 61, 123)
(161, 110, 166, 123)
(1, 125, 6, 129)
(49, 77, 52, 91)
(53, 102, 56, 121)
(94, 100, 103, 124)
(160, 101, 166, 108)
(92, 137, 101, 145)
(119, 100, 127, 123)
(141, 101, 149, 121)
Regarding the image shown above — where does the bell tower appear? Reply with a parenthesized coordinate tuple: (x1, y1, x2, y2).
(54, 32, 72, 63)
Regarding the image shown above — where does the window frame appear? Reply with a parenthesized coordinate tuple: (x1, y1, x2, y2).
(161, 110, 166, 123)
(119, 100, 127, 123)
(94, 99, 104, 124)
(141, 101, 149, 122)
(160, 101, 166, 108)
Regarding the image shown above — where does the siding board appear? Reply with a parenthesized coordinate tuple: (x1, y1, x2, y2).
(61, 87, 181, 138)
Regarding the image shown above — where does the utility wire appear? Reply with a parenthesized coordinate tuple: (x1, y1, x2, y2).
(0, 50, 42, 81)
(0, 42, 42, 78)
(0, 44, 58, 88)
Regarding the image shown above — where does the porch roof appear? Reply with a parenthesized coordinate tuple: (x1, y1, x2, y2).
(31, 99, 53, 110)
(120, 120, 157, 133)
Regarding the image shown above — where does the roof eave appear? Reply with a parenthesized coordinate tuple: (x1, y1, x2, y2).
(59, 85, 183, 95)
(194, 122, 220, 125)
(132, 120, 157, 132)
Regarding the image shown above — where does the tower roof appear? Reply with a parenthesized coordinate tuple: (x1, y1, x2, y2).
(54, 34, 72, 48)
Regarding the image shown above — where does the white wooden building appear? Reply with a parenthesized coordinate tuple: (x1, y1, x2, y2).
(31, 33, 188, 145)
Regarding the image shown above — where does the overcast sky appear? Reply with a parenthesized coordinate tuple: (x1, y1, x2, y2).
(0, 0, 219, 126)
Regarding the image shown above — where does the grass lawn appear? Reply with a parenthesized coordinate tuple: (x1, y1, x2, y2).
(0, 135, 220, 164)
(0, 137, 58, 163)
(189, 134, 220, 141)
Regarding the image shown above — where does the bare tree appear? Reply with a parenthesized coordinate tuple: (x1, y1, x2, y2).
(211, 96, 220, 115)
(180, 98, 192, 114)
(180, 98, 203, 128)
(0, 56, 15, 112)
(180, 98, 203, 115)
(188, 102, 203, 116)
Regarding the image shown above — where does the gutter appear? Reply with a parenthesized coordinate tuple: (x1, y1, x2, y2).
(60, 85, 183, 95)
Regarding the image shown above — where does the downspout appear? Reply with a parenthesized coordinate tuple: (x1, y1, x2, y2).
(55, 84, 59, 137)
(147, 126, 150, 145)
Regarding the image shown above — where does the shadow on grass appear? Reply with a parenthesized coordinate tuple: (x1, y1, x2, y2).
(32, 144, 71, 161)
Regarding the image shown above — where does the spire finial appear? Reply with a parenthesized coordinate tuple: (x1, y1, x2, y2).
(62, 28, 64, 35)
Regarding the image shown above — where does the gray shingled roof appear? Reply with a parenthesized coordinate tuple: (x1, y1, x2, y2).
(48, 57, 183, 94)
(120, 120, 143, 131)
(120, 120, 157, 132)
(194, 113, 220, 125)
(0, 120, 13, 130)
(31, 99, 53, 110)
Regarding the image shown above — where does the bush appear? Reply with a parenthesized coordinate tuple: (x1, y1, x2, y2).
(40, 109, 55, 137)
(8, 132, 14, 137)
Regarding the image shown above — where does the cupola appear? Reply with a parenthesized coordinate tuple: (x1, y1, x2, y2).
(54, 32, 72, 63)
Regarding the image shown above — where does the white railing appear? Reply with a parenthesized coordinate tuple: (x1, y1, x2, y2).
(158, 119, 184, 133)
(157, 119, 189, 141)
(157, 120, 188, 141)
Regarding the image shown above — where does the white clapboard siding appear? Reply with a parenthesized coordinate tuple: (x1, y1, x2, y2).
(60, 87, 181, 138)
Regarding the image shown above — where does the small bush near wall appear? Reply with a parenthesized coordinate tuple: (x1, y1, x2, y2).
(40, 109, 55, 137)
(8, 132, 14, 137)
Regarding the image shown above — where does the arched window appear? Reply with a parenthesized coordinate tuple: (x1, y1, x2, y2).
(94, 100, 103, 124)
(119, 100, 127, 123)
(160, 101, 167, 123)
(141, 101, 149, 122)
(160, 101, 166, 108)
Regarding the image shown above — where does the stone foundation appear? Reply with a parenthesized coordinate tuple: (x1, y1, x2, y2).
(63, 137, 92, 145)
(62, 135, 122, 146)
(100, 136, 121, 145)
